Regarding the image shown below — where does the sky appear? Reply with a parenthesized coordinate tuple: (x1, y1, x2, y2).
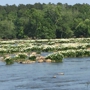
(0, 0, 90, 6)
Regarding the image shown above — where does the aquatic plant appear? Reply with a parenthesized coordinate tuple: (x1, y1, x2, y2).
(60, 49, 90, 58)
(16, 53, 28, 59)
(61, 50, 76, 57)
(1, 38, 90, 65)
(29, 56, 36, 61)
(4, 56, 14, 65)
(46, 52, 64, 62)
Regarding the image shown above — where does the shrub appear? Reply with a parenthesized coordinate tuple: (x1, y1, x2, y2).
(29, 56, 36, 61)
(61, 50, 76, 57)
(4, 57, 14, 65)
(46, 52, 64, 62)
(17, 53, 28, 59)
(76, 50, 85, 57)
(84, 50, 90, 56)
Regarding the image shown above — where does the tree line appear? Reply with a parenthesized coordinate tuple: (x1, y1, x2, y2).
(0, 3, 90, 39)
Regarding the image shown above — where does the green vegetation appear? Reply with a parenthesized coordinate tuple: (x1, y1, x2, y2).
(0, 3, 90, 39)
(29, 56, 36, 61)
(46, 52, 64, 62)
(4, 56, 14, 65)
(0, 38, 90, 65)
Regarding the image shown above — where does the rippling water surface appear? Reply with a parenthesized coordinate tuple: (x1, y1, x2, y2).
(0, 56, 90, 90)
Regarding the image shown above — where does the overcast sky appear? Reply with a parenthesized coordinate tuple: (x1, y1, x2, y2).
(0, 0, 90, 5)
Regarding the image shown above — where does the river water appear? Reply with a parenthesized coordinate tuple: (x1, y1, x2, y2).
(0, 57, 90, 90)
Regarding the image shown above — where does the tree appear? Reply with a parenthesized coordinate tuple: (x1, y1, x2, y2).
(0, 20, 16, 39)
(75, 19, 90, 37)
(15, 17, 29, 39)
(24, 8, 44, 39)
(56, 8, 74, 38)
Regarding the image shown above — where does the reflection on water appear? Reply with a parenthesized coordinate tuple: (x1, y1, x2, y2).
(0, 57, 90, 90)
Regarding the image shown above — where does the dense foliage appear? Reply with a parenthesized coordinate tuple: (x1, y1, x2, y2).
(0, 3, 90, 39)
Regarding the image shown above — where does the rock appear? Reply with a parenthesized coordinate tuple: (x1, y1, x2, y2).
(45, 59, 52, 63)
(58, 72, 64, 75)
(31, 61, 36, 63)
(36, 56, 45, 62)
(40, 56, 45, 60)
(0, 57, 4, 61)
(38, 59, 44, 63)
(20, 60, 36, 64)
(53, 75, 56, 78)
(36, 56, 40, 60)
(19, 61, 23, 64)
(22, 61, 26, 64)
(30, 52, 37, 56)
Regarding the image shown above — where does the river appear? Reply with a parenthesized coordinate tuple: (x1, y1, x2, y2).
(0, 57, 90, 90)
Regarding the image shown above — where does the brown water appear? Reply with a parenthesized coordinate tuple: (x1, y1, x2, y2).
(0, 56, 90, 90)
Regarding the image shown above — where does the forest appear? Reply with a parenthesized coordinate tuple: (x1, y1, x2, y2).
(0, 2, 90, 39)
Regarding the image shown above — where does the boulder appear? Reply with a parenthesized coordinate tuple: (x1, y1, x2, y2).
(45, 59, 52, 63)
(38, 59, 44, 63)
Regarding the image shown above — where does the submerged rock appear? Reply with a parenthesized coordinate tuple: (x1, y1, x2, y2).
(20, 60, 36, 64)
(53, 75, 56, 78)
(58, 72, 64, 75)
